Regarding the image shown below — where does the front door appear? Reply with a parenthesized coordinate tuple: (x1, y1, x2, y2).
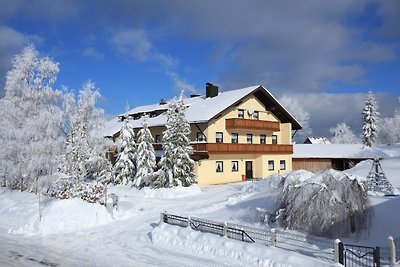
(245, 161, 253, 179)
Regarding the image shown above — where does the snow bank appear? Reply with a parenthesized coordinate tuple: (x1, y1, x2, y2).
(0, 188, 112, 236)
(152, 222, 336, 267)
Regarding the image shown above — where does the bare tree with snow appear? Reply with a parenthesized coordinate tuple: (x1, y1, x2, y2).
(378, 97, 400, 144)
(330, 122, 359, 144)
(362, 91, 380, 147)
(59, 81, 110, 182)
(155, 92, 196, 188)
(134, 115, 157, 188)
(0, 45, 64, 190)
(279, 95, 311, 143)
(113, 119, 136, 185)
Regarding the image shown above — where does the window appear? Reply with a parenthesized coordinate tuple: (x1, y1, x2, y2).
(197, 132, 205, 142)
(247, 134, 253, 144)
(280, 160, 286, 170)
(253, 111, 259, 120)
(231, 133, 238, 143)
(238, 109, 244, 119)
(272, 135, 278, 144)
(260, 134, 266, 144)
(155, 135, 161, 143)
(216, 161, 224, 172)
(268, 160, 274, 171)
(231, 161, 239, 172)
(216, 132, 223, 143)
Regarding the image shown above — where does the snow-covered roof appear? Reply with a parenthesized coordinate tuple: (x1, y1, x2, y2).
(102, 85, 302, 137)
(304, 137, 331, 144)
(293, 144, 388, 159)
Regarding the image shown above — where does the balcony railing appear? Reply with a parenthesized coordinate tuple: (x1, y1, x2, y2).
(191, 143, 292, 154)
(225, 118, 280, 132)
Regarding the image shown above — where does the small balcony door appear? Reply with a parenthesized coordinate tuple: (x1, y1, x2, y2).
(245, 161, 253, 179)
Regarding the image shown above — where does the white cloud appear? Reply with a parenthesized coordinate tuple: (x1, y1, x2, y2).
(109, 28, 152, 62)
(286, 92, 399, 139)
(82, 47, 104, 60)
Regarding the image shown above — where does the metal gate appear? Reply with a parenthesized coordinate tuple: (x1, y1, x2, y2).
(340, 243, 380, 267)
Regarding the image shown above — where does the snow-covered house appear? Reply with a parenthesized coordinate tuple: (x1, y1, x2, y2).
(103, 84, 302, 185)
(304, 137, 331, 144)
(292, 144, 386, 172)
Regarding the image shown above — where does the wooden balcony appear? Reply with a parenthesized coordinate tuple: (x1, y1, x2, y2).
(225, 118, 280, 132)
(191, 143, 292, 155)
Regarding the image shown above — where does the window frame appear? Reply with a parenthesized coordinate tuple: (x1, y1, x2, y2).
(260, 134, 266, 144)
(231, 161, 239, 172)
(268, 160, 274, 171)
(280, 160, 286, 170)
(197, 132, 205, 142)
(238, 109, 244, 119)
(231, 133, 238, 144)
(272, 135, 278, 145)
(253, 111, 259, 120)
(216, 161, 224, 172)
(216, 132, 223, 143)
(247, 133, 253, 144)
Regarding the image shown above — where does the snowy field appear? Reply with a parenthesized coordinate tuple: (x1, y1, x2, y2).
(1, 148, 400, 266)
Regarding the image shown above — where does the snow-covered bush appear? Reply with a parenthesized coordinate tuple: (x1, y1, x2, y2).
(47, 179, 106, 204)
(274, 169, 370, 237)
(330, 122, 359, 144)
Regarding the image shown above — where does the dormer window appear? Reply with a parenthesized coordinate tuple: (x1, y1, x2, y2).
(238, 109, 244, 119)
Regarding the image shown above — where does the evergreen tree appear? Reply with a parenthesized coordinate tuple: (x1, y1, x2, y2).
(113, 119, 136, 185)
(134, 115, 157, 188)
(330, 122, 358, 144)
(362, 91, 380, 147)
(0, 45, 64, 190)
(156, 92, 196, 188)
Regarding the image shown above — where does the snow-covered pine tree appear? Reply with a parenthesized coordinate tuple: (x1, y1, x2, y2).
(330, 122, 358, 144)
(113, 119, 136, 185)
(362, 91, 380, 147)
(0, 45, 64, 190)
(134, 115, 157, 188)
(156, 92, 196, 188)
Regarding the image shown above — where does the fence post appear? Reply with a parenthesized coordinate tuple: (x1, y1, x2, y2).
(223, 222, 228, 237)
(187, 216, 191, 228)
(374, 246, 380, 267)
(271, 228, 277, 247)
(334, 239, 344, 264)
(388, 236, 396, 265)
(160, 212, 167, 223)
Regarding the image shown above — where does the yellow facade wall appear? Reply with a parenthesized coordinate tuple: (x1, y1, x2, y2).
(142, 93, 294, 185)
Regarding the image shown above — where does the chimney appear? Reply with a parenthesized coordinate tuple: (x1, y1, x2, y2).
(206, 82, 218, 98)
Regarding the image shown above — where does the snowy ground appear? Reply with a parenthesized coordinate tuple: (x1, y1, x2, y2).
(1, 147, 399, 266)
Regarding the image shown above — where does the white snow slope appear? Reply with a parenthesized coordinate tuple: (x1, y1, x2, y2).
(1, 146, 400, 266)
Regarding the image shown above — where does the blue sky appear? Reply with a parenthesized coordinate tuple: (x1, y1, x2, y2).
(1, 0, 399, 137)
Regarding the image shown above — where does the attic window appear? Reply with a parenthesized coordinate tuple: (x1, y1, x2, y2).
(238, 109, 244, 119)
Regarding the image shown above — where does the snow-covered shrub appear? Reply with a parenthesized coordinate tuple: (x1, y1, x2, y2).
(275, 169, 370, 237)
(47, 179, 106, 204)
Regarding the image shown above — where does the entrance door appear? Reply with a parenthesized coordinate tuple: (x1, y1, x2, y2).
(245, 161, 253, 179)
